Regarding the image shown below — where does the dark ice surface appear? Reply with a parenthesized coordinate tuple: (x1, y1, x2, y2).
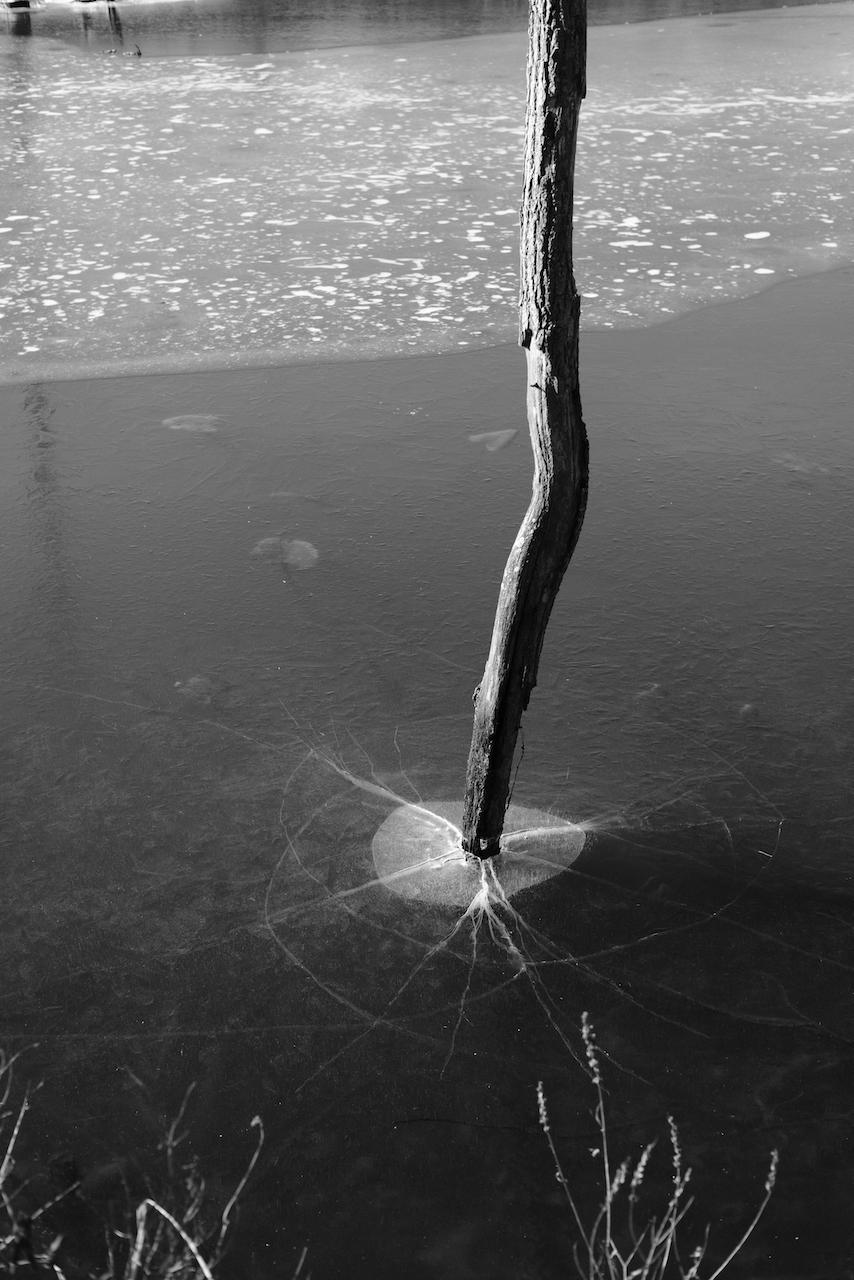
(1, 267, 852, 1277)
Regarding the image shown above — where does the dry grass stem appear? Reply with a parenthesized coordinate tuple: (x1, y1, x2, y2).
(538, 1014, 779, 1280)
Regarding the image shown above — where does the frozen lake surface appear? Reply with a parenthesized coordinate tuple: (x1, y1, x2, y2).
(1, 2, 852, 380)
(1, 4, 853, 1277)
(1, 266, 852, 1278)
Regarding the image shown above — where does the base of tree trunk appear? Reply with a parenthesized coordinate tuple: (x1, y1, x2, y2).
(371, 800, 586, 907)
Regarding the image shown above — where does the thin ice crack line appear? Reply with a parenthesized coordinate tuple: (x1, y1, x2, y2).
(440, 905, 482, 1077)
(282, 826, 473, 962)
(573, 830, 854, 971)
(0, 1022, 369, 1044)
(484, 865, 709, 1045)
(620, 769, 747, 822)
(262, 838, 447, 1065)
(291, 896, 482, 1095)
(556, 825, 836, 965)
(316, 747, 461, 837)
(653, 718, 786, 821)
(276, 709, 463, 840)
(265, 756, 475, 1066)
(345, 723, 426, 807)
(392, 723, 420, 802)
(479, 862, 587, 1075)
(593, 815, 746, 852)
(650, 981, 854, 1043)
(574, 820, 776, 883)
(22, 685, 162, 715)
(265, 829, 471, 926)
(570, 885, 854, 972)
(14, 682, 299, 752)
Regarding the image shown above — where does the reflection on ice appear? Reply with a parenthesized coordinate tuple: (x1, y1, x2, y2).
(772, 451, 832, 477)
(250, 535, 319, 568)
(1, 4, 852, 380)
(161, 413, 220, 433)
(174, 674, 214, 703)
(250, 535, 282, 560)
(469, 428, 518, 452)
(282, 538, 319, 570)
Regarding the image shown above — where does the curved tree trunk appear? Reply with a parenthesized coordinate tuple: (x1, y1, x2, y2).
(461, 0, 589, 859)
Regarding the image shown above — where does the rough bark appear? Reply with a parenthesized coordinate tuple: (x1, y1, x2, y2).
(461, 0, 589, 859)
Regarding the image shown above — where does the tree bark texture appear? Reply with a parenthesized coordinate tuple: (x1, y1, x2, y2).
(461, 0, 589, 858)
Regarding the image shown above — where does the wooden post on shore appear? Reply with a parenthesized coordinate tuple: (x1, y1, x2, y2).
(460, 0, 589, 859)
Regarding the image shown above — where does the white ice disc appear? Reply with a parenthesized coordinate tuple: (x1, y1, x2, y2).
(371, 800, 586, 906)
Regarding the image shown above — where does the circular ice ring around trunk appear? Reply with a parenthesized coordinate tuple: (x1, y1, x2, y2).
(372, 800, 586, 907)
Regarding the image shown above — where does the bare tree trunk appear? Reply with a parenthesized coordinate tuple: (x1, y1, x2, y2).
(461, 0, 589, 859)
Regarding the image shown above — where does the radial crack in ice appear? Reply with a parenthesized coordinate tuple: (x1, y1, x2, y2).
(262, 740, 645, 1082)
(260, 741, 594, 1084)
(257, 715, 841, 1095)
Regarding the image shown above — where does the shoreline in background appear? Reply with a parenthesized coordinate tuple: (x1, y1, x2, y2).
(1, 0, 843, 57)
(1, 262, 850, 432)
(3, 3, 852, 386)
(0, 261, 846, 390)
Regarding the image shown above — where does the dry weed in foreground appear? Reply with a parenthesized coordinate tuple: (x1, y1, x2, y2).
(117, 1082, 265, 1280)
(0, 1049, 306, 1279)
(537, 1014, 779, 1280)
